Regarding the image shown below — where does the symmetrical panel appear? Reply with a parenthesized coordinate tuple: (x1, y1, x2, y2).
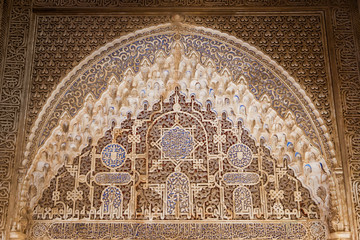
(22, 24, 333, 224)
(0, 0, 358, 239)
(27, 14, 333, 150)
(31, 89, 326, 239)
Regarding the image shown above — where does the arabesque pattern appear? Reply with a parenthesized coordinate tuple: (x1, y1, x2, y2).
(0, 0, 358, 238)
(31, 89, 326, 239)
(22, 29, 333, 223)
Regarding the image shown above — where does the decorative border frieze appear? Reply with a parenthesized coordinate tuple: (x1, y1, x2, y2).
(29, 220, 327, 240)
(0, 0, 31, 237)
(331, 2, 360, 238)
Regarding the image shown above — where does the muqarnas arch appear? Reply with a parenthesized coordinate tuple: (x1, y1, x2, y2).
(13, 20, 347, 239)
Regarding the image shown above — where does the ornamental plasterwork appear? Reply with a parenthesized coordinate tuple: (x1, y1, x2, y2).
(14, 22, 342, 239)
(24, 23, 336, 163)
(27, 19, 334, 163)
(0, 0, 358, 237)
(28, 14, 332, 142)
(30, 87, 327, 239)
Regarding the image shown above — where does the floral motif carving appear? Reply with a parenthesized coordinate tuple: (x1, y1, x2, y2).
(161, 127, 194, 160)
(25, 23, 334, 176)
(27, 14, 334, 156)
(227, 144, 253, 169)
(30, 89, 326, 239)
(22, 30, 333, 224)
(101, 143, 127, 169)
(27, 15, 170, 139)
(0, 0, 357, 238)
(183, 15, 333, 142)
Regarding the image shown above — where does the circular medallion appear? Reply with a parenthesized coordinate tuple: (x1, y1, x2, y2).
(101, 143, 126, 169)
(32, 223, 47, 237)
(227, 143, 252, 169)
(310, 221, 327, 239)
(161, 127, 194, 160)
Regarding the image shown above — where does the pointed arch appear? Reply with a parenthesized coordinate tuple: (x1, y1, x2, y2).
(233, 186, 253, 216)
(101, 186, 123, 219)
(166, 172, 191, 217)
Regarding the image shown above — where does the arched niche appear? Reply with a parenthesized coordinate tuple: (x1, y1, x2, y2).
(14, 20, 347, 239)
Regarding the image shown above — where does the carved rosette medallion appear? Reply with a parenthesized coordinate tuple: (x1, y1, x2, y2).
(161, 126, 194, 161)
(101, 143, 126, 169)
(227, 143, 252, 169)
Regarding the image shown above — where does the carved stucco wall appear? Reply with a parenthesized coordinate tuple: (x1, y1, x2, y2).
(0, 0, 359, 239)
(22, 22, 334, 239)
(27, 14, 334, 146)
(0, 0, 31, 237)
